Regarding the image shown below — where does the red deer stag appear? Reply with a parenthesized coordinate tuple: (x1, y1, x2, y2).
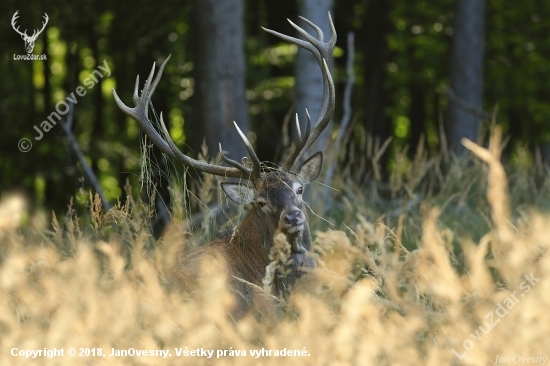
(112, 14, 336, 319)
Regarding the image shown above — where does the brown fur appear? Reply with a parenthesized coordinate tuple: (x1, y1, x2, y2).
(173, 170, 317, 319)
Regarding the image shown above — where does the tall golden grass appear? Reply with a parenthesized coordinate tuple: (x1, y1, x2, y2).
(1, 130, 549, 365)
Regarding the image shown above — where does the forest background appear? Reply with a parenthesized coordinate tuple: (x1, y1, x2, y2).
(0, 0, 548, 221)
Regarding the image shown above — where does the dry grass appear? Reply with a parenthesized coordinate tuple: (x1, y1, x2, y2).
(1, 130, 550, 365)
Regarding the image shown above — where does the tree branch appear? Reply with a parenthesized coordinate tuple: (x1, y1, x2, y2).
(60, 104, 112, 211)
(323, 31, 355, 190)
(445, 87, 493, 120)
(338, 31, 355, 144)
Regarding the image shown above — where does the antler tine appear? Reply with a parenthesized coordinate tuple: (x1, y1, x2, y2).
(261, 27, 317, 59)
(303, 108, 312, 143)
(264, 13, 336, 172)
(233, 122, 262, 181)
(130, 61, 156, 122)
(295, 113, 301, 140)
(131, 54, 169, 111)
(287, 15, 335, 71)
(287, 19, 324, 54)
(113, 61, 248, 180)
(219, 143, 252, 176)
(298, 16, 324, 42)
(149, 55, 170, 97)
(283, 109, 312, 171)
(327, 12, 337, 49)
(132, 75, 140, 106)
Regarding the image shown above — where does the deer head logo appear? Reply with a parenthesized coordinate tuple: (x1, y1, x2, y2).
(11, 11, 49, 54)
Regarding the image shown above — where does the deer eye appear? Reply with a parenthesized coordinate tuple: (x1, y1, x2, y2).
(296, 187, 303, 195)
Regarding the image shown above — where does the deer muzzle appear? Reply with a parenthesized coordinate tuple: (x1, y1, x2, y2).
(282, 209, 305, 234)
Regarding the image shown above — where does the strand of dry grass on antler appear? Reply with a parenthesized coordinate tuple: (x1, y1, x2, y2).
(1, 126, 549, 365)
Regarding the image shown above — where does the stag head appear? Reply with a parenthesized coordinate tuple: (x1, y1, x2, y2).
(12, 11, 49, 54)
(221, 151, 323, 250)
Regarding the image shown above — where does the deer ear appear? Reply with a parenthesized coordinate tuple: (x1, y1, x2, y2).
(297, 151, 323, 184)
(220, 182, 254, 205)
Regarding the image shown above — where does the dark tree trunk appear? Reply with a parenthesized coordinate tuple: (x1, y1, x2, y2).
(189, 0, 249, 160)
(294, 0, 333, 153)
(445, 0, 486, 155)
(363, 0, 392, 169)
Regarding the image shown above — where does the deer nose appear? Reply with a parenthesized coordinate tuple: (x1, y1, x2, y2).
(283, 210, 303, 227)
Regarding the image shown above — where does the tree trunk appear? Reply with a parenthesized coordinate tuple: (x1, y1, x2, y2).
(446, 0, 486, 155)
(363, 0, 391, 174)
(190, 0, 249, 160)
(294, 0, 333, 154)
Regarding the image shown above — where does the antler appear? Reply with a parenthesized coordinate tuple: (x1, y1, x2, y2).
(113, 14, 334, 181)
(262, 12, 336, 172)
(112, 55, 261, 182)
(11, 11, 27, 38)
(11, 11, 49, 40)
(33, 13, 49, 39)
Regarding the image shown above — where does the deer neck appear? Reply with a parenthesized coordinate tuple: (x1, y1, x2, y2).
(227, 207, 312, 282)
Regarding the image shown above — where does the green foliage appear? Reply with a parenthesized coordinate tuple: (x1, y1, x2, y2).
(485, 0, 550, 141)
(384, 0, 453, 145)
(1, 0, 549, 217)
